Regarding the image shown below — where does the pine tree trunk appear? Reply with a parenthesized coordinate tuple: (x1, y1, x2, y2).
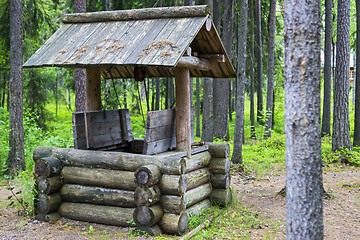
(332, 0, 352, 151)
(248, 0, 256, 139)
(353, 0, 360, 146)
(7, 0, 25, 175)
(321, 0, 333, 137)
(255, 0, 263, 123)
(202, 78, 213, 142)
(264, 0, 276, 139)
(284, 0, 323, 238)
(196, 77, 201, 137)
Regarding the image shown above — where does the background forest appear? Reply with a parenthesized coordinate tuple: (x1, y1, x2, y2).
(0, 0, 360, 236)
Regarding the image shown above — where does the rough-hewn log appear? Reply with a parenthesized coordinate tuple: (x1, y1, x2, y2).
(136, 225, 162, 236)
(175, 67, 191, 157)
(36, 193, 62, 214)
(209, 158, 230, 174)
(59, 202, 135, 227)
(159, 174, 186, 196)
(210, 188, 232, 206)
(211, 173, 230, 189)
(185, 151, 212, 173)
(133, 205, 164, 227)
(206, 142, 230, 158)
(34, 146, 185, 175)
(36, 176, 63, 194)
(35, 212, 61, 223)
(59, 184, 136, 208)
(135, 164, 161, 186)
(62, 5, 210, 23)
(34, 157, 62, 177)
(60, 166, 137, 191)
(185, 199, 211, 217)
(184, 183, 212, 208)
(134, 185, 161, 206)
(177, 57, 213, 71)
(159, 212, 188, 235)
(185, 168, 210, 191)
(160, 195, 185, 214)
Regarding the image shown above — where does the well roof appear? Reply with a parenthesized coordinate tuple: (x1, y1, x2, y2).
(24, 6, 236, 79)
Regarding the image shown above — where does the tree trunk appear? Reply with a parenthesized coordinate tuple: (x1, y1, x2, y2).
(59, 184, 136, 207)
(158, 212, 188, 235)
(209, 157, 230, 174)
(36, 193, 62, 214)
(201, 77, 213, 142)
(196, 77, 201, 137)
(7, 0, 25, 175)
(160, 195, 185, 214)
(74, 0, 86, 112)
(321, 0, 333, 137)
(184, 183, 212, 208)
(284, 0, 323, 238)
(232, 0, 248, 164)
(264, 0, 276, 139)
(134, 185, 161, 206)
(255, 0, 263, 123)
(332, 0, 352, 151)
(354, 0, 360, 146)
(133, 205, 164, 227)
(155, 77, 160, 110)
(249, 0, 256, 139)
(207, 142, 230, 157)
(159, 174, 186, 196)
(36, 176, 63, 194)
(185, 168, 210, 191)
(185, 151, 212, 173)
(59, 202, 135, 227)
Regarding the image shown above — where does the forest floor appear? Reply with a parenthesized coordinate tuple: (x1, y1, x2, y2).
(0, 164, 359, 240)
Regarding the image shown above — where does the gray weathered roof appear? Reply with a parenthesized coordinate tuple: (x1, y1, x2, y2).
(24, 7, 235, 79)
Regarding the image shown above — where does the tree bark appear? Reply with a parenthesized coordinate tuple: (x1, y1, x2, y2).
(332, 0, 352, 151)
(209, 157, 230, 174)
(354, 0, 360, 146)
(185, 198, 211, 216)
(160, 195, 185, 214)
(211, 173, 230, 189)
(133, 205, 164, 227)
(196, 77, 201, 137)
(36, 193, 62, 214)
(59, 184, 136, 207)
(185, 151, 212, 173)
(210, 188, 231, 206)
(159, 174, 186, 196)
(59, 202, 135, 227)
(185, 168, 210, 191)
(36, 176, 63, 194)
(158, 212, 188, 235)
(249, 0, 256, 139)
(7, 0, 25, 175)
(321, 0, 333, 137)
(284, 0, 323, 238)
(184, 183, 212, 208)
(134, 185, 161, 206)
(207, 142, 230, 158)
(255, 0, 263, 123)
(264, 0, 276, 139)
(201, 77, 214, 142)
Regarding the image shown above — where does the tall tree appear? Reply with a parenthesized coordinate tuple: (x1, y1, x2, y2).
(255, 0, 263, 123)
(354, 0, 360, 146)
(284, 0, 323, 238)
(264, 0, 276, 139)
(332, 0, 351, 151)
(249, 0, 256, 139)
(7, 0, 25, 174)
(74, 0, 87, 112)
(232, 0, 248, 164)
(196, 77, 201, 137)
(321, 0, 333, 136)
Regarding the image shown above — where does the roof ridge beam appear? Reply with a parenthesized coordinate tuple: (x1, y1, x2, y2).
(62, 5, 210, 24)
(177, 55, 225, 71)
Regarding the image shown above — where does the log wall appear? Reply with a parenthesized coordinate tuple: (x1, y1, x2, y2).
(33, 143, 232, 236)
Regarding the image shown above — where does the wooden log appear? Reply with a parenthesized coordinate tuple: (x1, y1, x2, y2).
(134, 185, 161, 206)
(184, 183, 212, 208)
(59, 202, 135, 227)
(159, 174, 186, 196)
(185, 168, 210, 191)
(185, 151, 212, 173)
(136, 225, 162, 236)
(177, 57, 213, 71)
(60, 166, 137, 191)
(34, 157, 62, 177)
(175, 67, 191, 157)
(210, 188, 232, 206)
(36, 176, 63, 194)
(159, 212, 188, 235)
(206, 142, 230, 158)
(209, 157, 230, 174)
(185, 199, 211, 217)
(133, 205, 164, 227)
(59, 184, 136, 208)
(86, 67, 101, 111)
(160, 195, 185, 214)
(33, 146, 186, 175)
(211, 173, 230, 189)
(36, 193, 62, 214)
(35, 212, 61, 223)
(62, 5, 210, 23)
(134, 164, 161, 186)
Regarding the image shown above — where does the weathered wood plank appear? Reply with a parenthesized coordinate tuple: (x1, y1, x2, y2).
(146, 109, 175, 129)
(143, 137, 176, 155)
(86, 67, 101, 111)
(144, 124, 175, 142)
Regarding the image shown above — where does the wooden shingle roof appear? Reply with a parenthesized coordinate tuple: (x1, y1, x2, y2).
(24, 6, 235, 79)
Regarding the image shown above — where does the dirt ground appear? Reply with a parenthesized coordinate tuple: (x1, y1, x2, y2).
(0, 164, 359, 239)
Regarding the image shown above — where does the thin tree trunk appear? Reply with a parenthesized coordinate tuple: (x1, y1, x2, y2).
(354, 0, 360, 146)
(255, 0, 263, 123)
(284, 0, 323, 238)
(7, 0, 25, 175)
(332, 0, 352, 151)
(74, 0, 86, 112)
(155, 78, 160, 110)
(232, 0, 248, 164)
(322, 0, 333, 137)
(264, 0, 276, 139)
(249, 0, 256, 139)
(196, 77, 201, 137)
(123, 79, 127, 109)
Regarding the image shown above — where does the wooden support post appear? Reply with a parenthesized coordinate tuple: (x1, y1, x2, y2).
(175, 67, 191, 157)
(86, 67, 101, 111)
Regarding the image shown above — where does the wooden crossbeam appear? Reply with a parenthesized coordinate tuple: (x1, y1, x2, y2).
(177, 55, 225, 71)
